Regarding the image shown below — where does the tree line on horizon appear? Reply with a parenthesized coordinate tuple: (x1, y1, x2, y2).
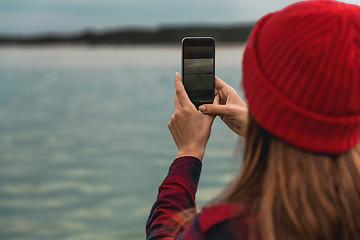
(0, 24, 254, 45)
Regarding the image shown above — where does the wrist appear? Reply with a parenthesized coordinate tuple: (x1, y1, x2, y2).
(176, 148, 205, 161)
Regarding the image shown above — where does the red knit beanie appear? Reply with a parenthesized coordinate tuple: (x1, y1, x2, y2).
(242, 0, 360, 153)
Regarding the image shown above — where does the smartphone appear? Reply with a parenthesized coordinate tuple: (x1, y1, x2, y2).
(181, 37, 215, 109)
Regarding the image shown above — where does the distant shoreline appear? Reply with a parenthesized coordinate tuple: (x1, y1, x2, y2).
(0, 24, 254, 46)
(0, 43, 246, 50)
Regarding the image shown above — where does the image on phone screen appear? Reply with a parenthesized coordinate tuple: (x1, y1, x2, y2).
(182, 38, 215, 108)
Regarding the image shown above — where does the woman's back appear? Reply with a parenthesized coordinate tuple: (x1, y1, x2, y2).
(146, 1, 360, 239)
(217, 118, 360, 240)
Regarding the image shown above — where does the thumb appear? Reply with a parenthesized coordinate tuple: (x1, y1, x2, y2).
(199, 104, 230, 116)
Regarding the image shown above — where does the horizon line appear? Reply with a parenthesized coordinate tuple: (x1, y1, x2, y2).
(0, 21, 255, 38)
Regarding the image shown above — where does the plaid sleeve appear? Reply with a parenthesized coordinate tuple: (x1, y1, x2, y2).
(146, 156, 202, 240)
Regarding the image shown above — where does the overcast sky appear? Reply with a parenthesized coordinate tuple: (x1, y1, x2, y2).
(0, 0, 358, 34)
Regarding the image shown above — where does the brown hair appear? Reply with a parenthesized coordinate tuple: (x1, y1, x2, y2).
(217, 114, 360, 239)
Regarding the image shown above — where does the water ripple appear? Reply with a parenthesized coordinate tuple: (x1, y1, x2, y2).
(2, 182, 111, 194)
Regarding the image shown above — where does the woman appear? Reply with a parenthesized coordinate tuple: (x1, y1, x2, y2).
(146, 1, 360, 239)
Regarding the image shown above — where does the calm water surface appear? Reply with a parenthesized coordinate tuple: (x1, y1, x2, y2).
(0, 45, 245, 240)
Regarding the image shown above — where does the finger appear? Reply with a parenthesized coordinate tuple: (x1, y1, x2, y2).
(200, 94, 220, 113)
(218, 88, 229, 104)
(174, 72, 192, 107)
(203, 107, 217, 125)
(174, 93, 181, 111)
(213, 94, 220, 105)
(199, 103, 231, 116)
(215, 76, 229, 90)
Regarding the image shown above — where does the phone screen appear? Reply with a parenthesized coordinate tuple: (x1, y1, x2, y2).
(182, 37, 215, 108)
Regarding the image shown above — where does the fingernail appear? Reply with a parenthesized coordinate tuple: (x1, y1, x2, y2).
(175, 72, 180, 77)
(199, 105, 206, 111)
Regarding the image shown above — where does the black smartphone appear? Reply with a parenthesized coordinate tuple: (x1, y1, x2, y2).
(181, 37, 215, 109)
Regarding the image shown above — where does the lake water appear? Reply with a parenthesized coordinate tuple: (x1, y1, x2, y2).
(0, 45, 245, 240)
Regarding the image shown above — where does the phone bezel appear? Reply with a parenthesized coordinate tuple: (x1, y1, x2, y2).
(181, 37, 215, 109)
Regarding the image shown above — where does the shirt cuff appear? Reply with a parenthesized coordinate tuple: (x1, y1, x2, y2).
(164, 156, 202, 192)
(166, 156, 202, 186)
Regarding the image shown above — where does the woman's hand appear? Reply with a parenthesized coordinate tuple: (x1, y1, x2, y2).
(199, 76, 248, 137)
(168, 73, 216, 161)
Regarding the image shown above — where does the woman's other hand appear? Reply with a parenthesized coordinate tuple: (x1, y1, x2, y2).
(168, 73, 216, 161)
(199, 76, 248, 137)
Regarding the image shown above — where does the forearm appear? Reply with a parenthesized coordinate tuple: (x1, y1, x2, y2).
(146, 156, 202, 240)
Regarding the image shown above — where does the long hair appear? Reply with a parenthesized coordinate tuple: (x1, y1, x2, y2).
(217, 113, 360, 240)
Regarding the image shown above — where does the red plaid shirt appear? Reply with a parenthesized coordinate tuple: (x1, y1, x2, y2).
(146, 157, 255, 240)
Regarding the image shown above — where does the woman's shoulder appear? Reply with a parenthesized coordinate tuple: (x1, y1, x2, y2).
(198, 203, 248, 230)
(196, 202, 255, 239)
